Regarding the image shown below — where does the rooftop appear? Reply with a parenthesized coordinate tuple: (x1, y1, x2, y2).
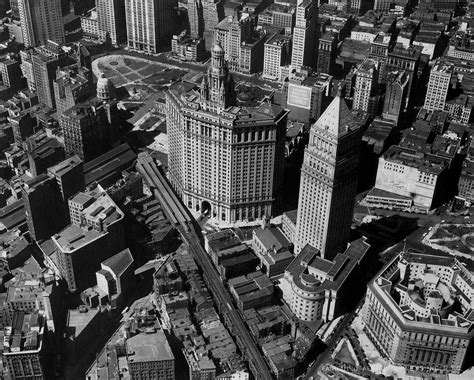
(371, 249, 474, 331)
(67, 307, 100, 338)
(382, 145, 451, 175)
(312, 94, 357, 137)
(254, 226, 291, 252)
(266, 32, 292, 46)
(54, 189, 123, 253)
(102, 248, 133, 277)
(126, 328, 174, 363)
(47, 155, 82, 177)
(285, 238, 370, 293)
(84, 143, 137, 186)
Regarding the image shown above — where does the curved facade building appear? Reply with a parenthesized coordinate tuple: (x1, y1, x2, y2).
(362, 250, 474, 374)
(284, 239, 369, 322)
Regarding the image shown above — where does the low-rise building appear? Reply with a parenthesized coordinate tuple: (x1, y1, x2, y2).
(171, 32, 206, 62)
(261, 335, 297, 379)
(126, 327, 175, 379)
(65, 307, 103, 364)
(95, 248, 134, 308)
(252, 226, 293, 277)
(362, 249, 474, 374)
(281, 210, 297, 244)
(284, 238, 370, 322)
(228, 271, 274, 311)
(368, 145, 451, 211)
(183, 343, 216, 379)
(2, 311, 49, 379)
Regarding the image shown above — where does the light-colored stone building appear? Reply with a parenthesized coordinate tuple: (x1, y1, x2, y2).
(166, 44, 288, 223)
(294, 93, 362, 259)
(363, 249, 474, 374)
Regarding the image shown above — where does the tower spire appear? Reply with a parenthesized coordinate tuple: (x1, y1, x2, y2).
(205, 43, 234, 108)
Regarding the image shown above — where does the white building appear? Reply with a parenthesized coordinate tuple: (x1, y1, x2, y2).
(363, 249, 474, 374)
(369, 145, 451, 211)
(424, 59, 453, 112)
(166, 45, 288, 222)
(291, 0, 317, 70)
(353, 58, 378, 115)
(80, 8, 99, 39)
(284, 238, 369, 322)
(125, 0, 176, 54)
(96, 0, 126, 45)
(263, 32, 292, 80)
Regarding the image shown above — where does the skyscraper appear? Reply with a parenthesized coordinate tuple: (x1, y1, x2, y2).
(96, 0, 126, 45)
(317, 32, 337, 75)
(382, 71, 409, 123)
(47, 155, 85, 206)
(291, 0, 317, 70)
(263, 32, 292, 80)
(53, 65, 93, 116)
(386, 44, 421, 106)
(166, 44, 288, 222)
(368, 34, 390, 84)
(202, 0, 224, 33)
(18, 0, 65, 47)
(374, 0, 390, 12)
(295, 93, 362, 258)
(424, 59, 453, 112)
(188, 0, 204, 38)
(353, 58, 379, 116)
(32, 42, 68, 109)
(125, 0, 176, 54)
(22, 174, 65, 241)
(214, 12, 252, 72)
(60, 101, 108, 162)
(53, 185, 125, 292)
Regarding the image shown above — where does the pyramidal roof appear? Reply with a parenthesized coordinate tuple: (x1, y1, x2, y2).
(314, 94, 353, 136)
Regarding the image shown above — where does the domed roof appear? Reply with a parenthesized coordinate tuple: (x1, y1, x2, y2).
(97, 73, 114, 100)
(212, 43, 224, 54)
(97, 73, 112, 90)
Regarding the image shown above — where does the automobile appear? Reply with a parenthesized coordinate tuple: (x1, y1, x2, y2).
(441, 220, 446, 223)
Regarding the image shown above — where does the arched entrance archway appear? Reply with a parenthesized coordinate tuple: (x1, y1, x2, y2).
(202, 201, 211, 216)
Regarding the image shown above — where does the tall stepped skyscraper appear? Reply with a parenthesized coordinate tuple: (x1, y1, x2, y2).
(18, 0, 65, 47)
(295, 92, 362, 259)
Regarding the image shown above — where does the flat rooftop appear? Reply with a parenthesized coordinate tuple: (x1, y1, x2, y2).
(67, 308, 100, 337)
(48, 155, 82, 177)
(383, 145, 451, 175)
(54, 224, 102, 253)
(126, 329, 174, 362)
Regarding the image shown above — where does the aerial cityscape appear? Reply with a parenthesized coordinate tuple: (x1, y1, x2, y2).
(0, 0, 472, 379)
